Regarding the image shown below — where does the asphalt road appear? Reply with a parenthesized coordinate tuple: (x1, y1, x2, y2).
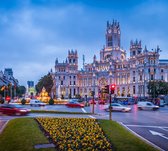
(0, 104, 168, 150)
(91, 104, 168, 151)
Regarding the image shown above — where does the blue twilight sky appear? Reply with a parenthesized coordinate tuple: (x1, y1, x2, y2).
(0, 0, 168, 86)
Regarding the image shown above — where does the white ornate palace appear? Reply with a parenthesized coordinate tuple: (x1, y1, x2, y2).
(51, 20, 168, 99)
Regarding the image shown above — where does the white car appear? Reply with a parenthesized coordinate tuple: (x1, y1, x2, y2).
(104, 103, 131, 112)
(30, 99, 46, 107)
(137, 101, 159, 110)
(160, 100, 166, 107)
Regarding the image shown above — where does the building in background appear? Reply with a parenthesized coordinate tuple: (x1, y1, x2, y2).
(0, 68, 18, 87)
(0, 68, 19, 99)
(27, 81, 36, 97)
(53, 20, 168, 99)
(27, 81, 34, 88)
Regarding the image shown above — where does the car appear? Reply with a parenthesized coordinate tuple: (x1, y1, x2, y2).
(137, 101, 159, 110)
(114, 97, 135, 105)
(104, 103, 131, 112)
(89, 99, 96, 104)
(159, 99, 166, 107)
(68, 99, 84, 103)
(68, 99, 79, 102)
(98, 100, 106, 105)
(30, 99, 46, 107)
(0, 104, 31, 116)
(65, 101, 84, 108)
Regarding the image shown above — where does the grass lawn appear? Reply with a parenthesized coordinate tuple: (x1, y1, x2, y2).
(98, 119, 158, 151)
(0, 118, 158, 151)
(0, 118, 55, 151)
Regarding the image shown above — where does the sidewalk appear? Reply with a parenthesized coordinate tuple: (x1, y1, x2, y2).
(0, 120, 9, 134)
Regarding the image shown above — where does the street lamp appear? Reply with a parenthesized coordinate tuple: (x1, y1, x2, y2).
(151, 46, 161, 101)
(92, 73, 96, 114)
(90, 91, 95, 114)
(143, 62, 147, 99)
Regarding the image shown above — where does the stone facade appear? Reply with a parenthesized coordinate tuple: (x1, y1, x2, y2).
(52, 20, 168, 99)
(0, 68, 18, 87)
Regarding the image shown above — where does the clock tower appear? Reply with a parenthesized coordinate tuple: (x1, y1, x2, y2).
(106, 20, 121, 48)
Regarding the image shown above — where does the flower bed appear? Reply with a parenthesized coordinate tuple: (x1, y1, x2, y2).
(36, 117, 112, 150)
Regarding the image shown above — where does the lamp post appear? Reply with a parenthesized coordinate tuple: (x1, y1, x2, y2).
(109, 91, 112, 120)
(10, 85, 12, 100)
(143, 62, 146, 99)
(92, 73, 96, 114)
(91, 91, 95, 114)
(14, 85, 16, 98)
(153, 51, 156, 102)
(151, 46, 161, 102)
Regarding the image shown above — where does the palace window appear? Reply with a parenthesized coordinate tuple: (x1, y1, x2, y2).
(140, 75, 142, 81)
(74, 89, 76, 96)
(133, 51, 136, 56)
(148, 68, 150, 73)
(161, 75, 164, 80)
(69, 89, 72, 95)
(161, 69, 164, 73)
(61, 81, 63, 85)
(74, 81, 76, 85)
(133, 86, 136, 94)
(133, 77, 135, 82)
(151, 75, 154, 80)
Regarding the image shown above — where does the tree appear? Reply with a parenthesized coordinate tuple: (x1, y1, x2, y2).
(21, 98, 26, 105)
(147, 80, 168, 98)
(35, 73, 53, 95)
(49, 98, 54, 105)
(16, 86, 26, 97)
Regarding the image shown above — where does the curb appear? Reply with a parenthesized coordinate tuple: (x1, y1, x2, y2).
(0, 120, 9, 134)
(118, 122, 164, 151)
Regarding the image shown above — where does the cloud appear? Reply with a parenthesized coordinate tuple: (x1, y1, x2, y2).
(0, 0, 168, 86)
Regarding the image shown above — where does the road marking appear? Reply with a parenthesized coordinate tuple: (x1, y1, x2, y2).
(88, 115, 95, 119)
(126, 124, 168, 129)
(160, 128, 168, 132)
(0, 120, 9, 134)
(120, 122, 164, 151)
(149, 130, 168, 140)
(81, 108, 87, 113)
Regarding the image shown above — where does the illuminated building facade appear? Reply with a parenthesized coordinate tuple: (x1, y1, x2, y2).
(53, 20, 168, 99)
(26, 81, 36, 96)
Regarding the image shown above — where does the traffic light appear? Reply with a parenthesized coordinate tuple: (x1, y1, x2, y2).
(110, 84, 116, 94)
(102, 85, 109, 94)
